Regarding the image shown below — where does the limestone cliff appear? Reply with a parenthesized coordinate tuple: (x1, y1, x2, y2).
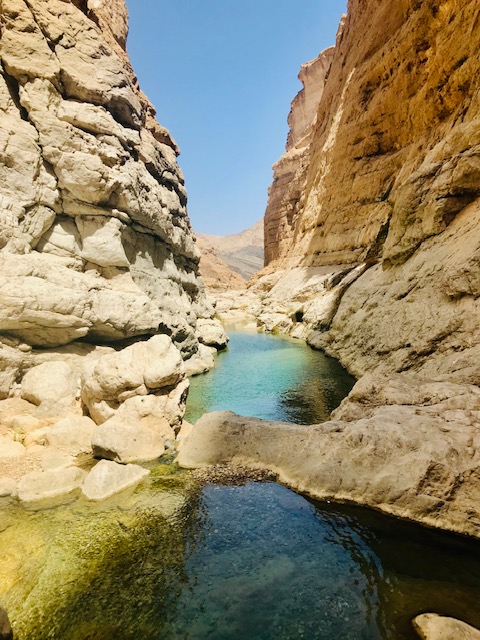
(264, 47, 334, 265)
(0, 0, 228, 500)
(0, 0, 221, 397)
(260, 0, 480, 382)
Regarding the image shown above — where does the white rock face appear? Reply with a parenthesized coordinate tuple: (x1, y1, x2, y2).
(16, 467, 86, 502)
(185, 344, 216, 377)
(21, 361, 79, 408)
(92, 416, 165, 463)
(0, 0, 216, 391)
(0, 476, 17, 497)
(82, 459, 150, 501)
(196, 319, 228, 349)
(0, 437, 26, 458)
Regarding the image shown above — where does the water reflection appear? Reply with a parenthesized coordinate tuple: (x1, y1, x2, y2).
(186, 331, 355, 424)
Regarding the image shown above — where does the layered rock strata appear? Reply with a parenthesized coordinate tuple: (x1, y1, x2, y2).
(186, 0, 480, 538)
(0, 0, 225, 500)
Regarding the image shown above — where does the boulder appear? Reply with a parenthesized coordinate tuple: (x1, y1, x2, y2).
(16, 467, 86, 503)
(92, 416, 165, 464)
(0, 437, 26, 458)
(177, 401, 480, 538)
(185, 343, 216, 377)
(0, 477, 17, 498)
(21, 361, 79, 408)
(113, 395, 177, 438)
(0, 397, 39, 434)
(81, 335, 185, 424)
(196, 319, 228, 350)
(412, 613, 480, 640)
(40, 450, 75, 472)
(45, 415, 96, 455)
(82, 460, 150, 501)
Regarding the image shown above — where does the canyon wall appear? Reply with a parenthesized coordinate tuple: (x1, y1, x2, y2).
(0, 0, 221, 393)
(260, 0, 480, 383)
(0, 0, 227, 499)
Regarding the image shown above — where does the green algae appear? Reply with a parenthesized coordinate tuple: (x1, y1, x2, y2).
(0, 462, 201, 640)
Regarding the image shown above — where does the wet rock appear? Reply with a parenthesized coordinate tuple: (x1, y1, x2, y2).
(16, 467, 86, 503)
(82, 459, 149, 501)
(177, 401, 480, 539)
(413, 613, 480, 640)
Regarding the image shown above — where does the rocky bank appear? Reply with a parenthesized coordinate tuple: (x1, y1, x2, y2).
(0, 0, 226, 502)
(180, 0, 480, 539)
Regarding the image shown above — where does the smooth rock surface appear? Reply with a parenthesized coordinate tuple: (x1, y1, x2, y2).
(16, 467, 86, 502)
(92, 416, 165, 464)
(82, 459, 149, 501)
(81, 334, 185, 424)
(45, 415, 96, 455)
(413, 613, 480, 640)
(0, 477, 17, 497)
(21, 360, 79, 408)
(196, 319, 228, 350)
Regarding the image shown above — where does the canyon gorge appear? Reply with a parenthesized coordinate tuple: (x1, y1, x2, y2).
(0, 0, 480, 638)
(183, 0, 480, 541)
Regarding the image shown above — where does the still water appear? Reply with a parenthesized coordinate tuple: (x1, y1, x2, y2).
(186, 330, 355, 424)
(1, 331, 480, 639)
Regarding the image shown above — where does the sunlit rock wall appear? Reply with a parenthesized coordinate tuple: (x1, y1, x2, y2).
(261, 0, 480, 382)
(0, 0, 213, 387)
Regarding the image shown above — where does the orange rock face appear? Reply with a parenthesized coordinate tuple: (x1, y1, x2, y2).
(264, 0, 480, 269)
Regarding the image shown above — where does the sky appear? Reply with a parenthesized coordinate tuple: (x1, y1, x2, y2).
(126, 0, 348, 236)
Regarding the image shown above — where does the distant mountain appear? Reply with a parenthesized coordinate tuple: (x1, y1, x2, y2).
(198, 220, 264, 284)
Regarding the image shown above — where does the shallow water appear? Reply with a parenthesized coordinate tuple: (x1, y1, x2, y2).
(164, 482, 480, 640)
(186, 330, 355, 423)
(2, 331, 480, 639)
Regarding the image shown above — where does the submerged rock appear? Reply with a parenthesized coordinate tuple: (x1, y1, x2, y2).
(82, 460, 150, 501)
(413, 613, 480, 640)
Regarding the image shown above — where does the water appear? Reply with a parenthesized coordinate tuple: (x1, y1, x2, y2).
(186, 331, 355, 424)
(2, 331, 480, 639)
(164, 482, 480, 640)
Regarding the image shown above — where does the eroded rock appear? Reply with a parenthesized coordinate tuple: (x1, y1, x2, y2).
(82, 459, 149, 501)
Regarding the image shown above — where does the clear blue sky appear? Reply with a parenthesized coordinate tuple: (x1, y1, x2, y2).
(126, 1, 347, 236)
